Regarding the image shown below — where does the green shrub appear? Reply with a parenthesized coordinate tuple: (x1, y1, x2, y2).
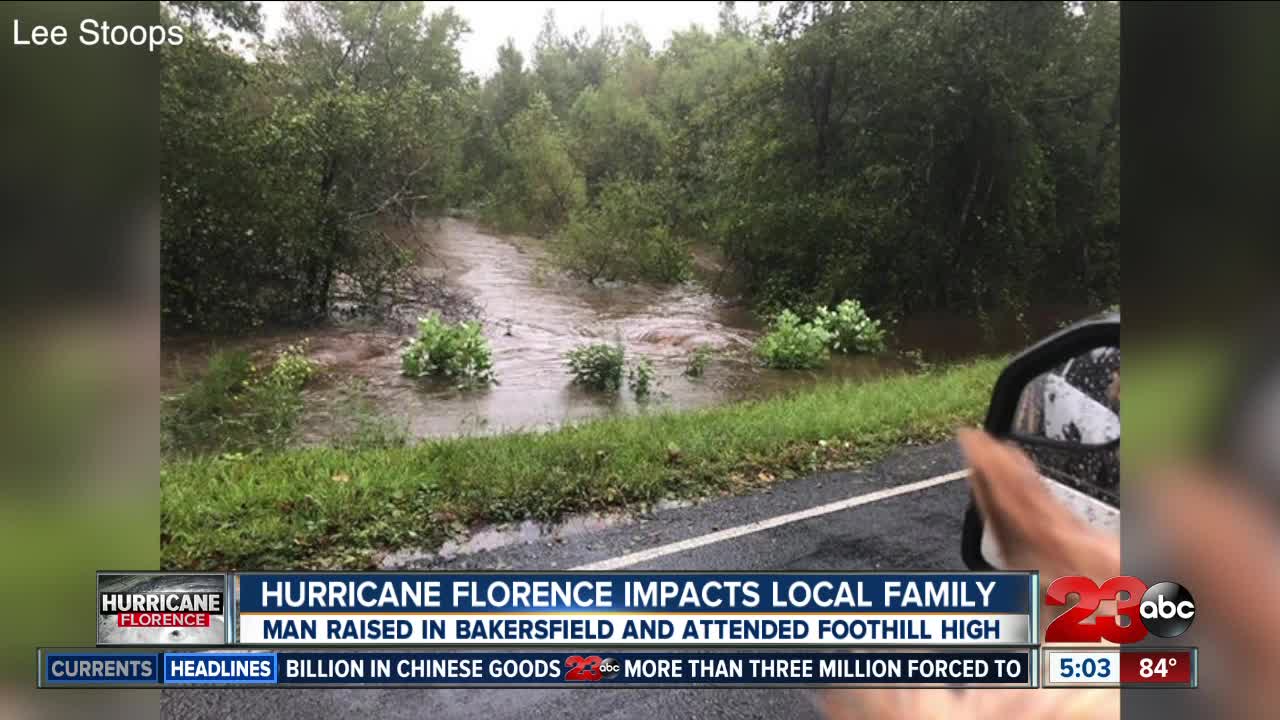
(813, 299, 887, 354)
(552, 178, 690, 284)
(258, 341, 317, 391)
(401, 313, 495, 388)
(565, 343, 625, 391)
(755, 310, 831, 369)
(628, 357, 656, 399)
(684, 346, 714, 378)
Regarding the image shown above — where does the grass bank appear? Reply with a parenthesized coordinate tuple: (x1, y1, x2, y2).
(162, 358, 1003, 569)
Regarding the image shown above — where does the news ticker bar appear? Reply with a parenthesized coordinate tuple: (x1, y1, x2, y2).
(39, 649, 1037, 688)
(1043, 648, 1198, 688)
(97, 571, 1039, 647)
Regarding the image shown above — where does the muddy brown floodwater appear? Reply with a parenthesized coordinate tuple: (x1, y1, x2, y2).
(163, 218, 1077, 443)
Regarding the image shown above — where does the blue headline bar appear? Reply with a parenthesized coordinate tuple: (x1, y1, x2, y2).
(236, 573, 1033, 614)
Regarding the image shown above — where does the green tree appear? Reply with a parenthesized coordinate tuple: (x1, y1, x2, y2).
(492, 92, 586, 234)
(272, 1, 471, 316)
(569, 79, 667, 194)
(532, 11, 617, 118)
(703, 1, 1118, 318)
(161, 1, 474, 331)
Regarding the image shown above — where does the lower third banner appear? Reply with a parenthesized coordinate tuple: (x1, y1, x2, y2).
(39, 649, 1034, 688)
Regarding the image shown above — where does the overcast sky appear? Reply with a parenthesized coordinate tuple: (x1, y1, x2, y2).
(258, 2, 753, 77)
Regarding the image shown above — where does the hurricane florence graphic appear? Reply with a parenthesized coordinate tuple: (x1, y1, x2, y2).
(97, 573, 227, 645)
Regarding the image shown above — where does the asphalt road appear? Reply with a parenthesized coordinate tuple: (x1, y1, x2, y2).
(162, 440, 971, 720)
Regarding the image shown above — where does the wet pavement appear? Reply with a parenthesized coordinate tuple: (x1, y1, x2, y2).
(163, 441, 970, 720)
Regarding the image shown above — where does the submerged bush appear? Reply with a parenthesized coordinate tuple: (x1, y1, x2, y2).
(401, 313, 496, 387)
(684, 346, 714, 378)
(259, 342, 317, 391)
(565, 343, 625, 391)
(628, 357, 656, 399)
(162, 344, 315, 456)
(754, 300, 886, 370)
(755, 310, 831, 370)
(814, 299, 887, 354)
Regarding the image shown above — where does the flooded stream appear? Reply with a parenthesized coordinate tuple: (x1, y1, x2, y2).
(162, 218, 1073, 442)
(165, 219, 905, 441)
(162, 219, 1091, 564)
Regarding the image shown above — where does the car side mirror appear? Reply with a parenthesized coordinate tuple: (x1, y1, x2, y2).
(961, 314, 1120, 570)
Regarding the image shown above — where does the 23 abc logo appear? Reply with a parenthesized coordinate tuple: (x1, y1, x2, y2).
(1045, 576, 1196, 643)
(564, 655, 621, 682)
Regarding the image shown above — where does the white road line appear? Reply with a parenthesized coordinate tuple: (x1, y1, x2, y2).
(573, 469, 969, 571)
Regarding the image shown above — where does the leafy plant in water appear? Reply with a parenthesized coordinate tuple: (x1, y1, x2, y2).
(257, 341, 317, 391)
(401, 313, 495, 388)
(684, 346, 714, 378)
(813, 299, 887, 354)
(163, 344, 316, 456)
(565, 343, 625, 391)
(755, 309, 831, 370)
(628, 357, 656, 399)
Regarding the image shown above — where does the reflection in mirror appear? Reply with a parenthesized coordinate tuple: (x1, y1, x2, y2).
(1010, 346, 1120, 504)
(1013, 346, 1120, 444)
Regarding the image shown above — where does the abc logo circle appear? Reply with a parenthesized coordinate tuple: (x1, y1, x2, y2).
(598, 657, 621, 680)
(1139, 582, 1195, 638)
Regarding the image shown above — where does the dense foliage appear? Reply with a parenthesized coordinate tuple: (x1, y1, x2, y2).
(163, 1, 1119, 334)
(467, 1, 1119, 318)
(484, 92, 586, 235)
(551, 178, 689, 283)
(756, 299, 887, 368)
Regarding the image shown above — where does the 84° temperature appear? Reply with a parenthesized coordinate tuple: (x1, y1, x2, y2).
(1139, 657, 1177, 678)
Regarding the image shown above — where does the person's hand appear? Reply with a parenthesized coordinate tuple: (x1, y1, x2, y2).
(819, 429, 1119, 720)
(958, 428, 1119, 583)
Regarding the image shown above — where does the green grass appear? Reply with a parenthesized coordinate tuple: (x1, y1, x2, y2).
(161, 358, 1004, 570)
